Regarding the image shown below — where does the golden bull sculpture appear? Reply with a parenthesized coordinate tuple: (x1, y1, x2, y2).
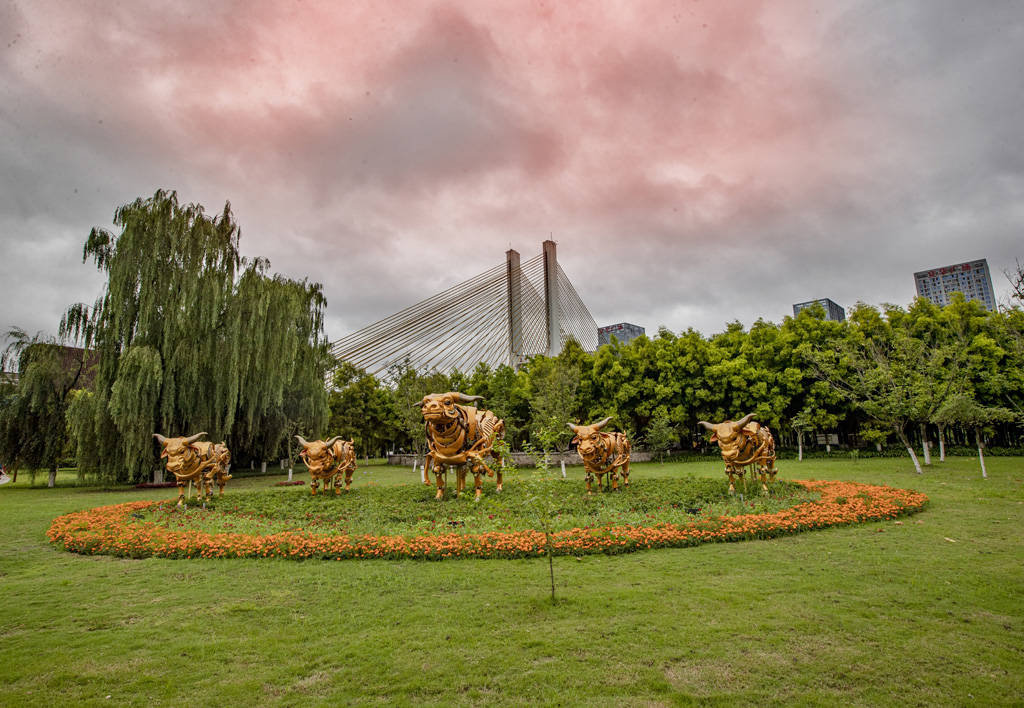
(153, 432, 232, 505)
(569, 417, 631, 493)
(415, 392, 505, 501)
(698, 413, 777, 494)
(295, 436, 357, 495)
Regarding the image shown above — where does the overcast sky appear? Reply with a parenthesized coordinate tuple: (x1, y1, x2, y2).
(2, 0, 1022, 355)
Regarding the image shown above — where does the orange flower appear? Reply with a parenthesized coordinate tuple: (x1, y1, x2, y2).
(47, 481, 927, 561)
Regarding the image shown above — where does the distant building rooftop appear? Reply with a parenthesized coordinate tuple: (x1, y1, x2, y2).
(598, 322, 645, 346)
(793, 298, 846, 322)
(913, 258, 996, 311)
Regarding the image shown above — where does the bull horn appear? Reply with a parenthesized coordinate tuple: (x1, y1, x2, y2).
(592, 416, 612, 430)
(324, 435, 343, 447)
(567, 423, 579, 433)
(185, 432, 207, 444)
(733, 413, 757, 430)
(295, 435, 311, 447)
(410, 398, 426, 408)
(153, 433, 167, 445)
(697, 421, 715, 431)
(454, 393, 483, 403)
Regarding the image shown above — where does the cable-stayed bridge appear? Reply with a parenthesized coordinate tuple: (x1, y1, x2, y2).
(331, 241, 598, 375)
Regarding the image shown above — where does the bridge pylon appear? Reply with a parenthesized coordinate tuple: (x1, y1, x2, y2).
(331, 242, 597, 376)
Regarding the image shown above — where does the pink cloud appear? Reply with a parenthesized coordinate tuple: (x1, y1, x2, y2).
(8, 0, 944, 339)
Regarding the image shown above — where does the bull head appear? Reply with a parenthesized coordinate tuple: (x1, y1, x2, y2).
(295, 435, 346, 475)
(212, 442, 231, 466)
(568, 417, 612, 459)
(698, 414, 756, 460)
(153, 432, 207, 472)
(415, 392, 483, 424)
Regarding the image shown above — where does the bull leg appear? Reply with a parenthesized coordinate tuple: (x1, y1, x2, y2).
(726, 467, 736, 495)
(610, 470, 619, 491)
(310, 476, 319, 495)
(345, 467, 354, 491)
(495, 452, 504, 492)
(435, 465, 446, 500)
(218, 474, 227, 496)
(473, 468, 483, 501)
(422, 455, 433, 486)
(334, 473, 342, 495)
(176, 482, 186, 506)
(585, 469, 594, 494)
(620, 460, 631, 488)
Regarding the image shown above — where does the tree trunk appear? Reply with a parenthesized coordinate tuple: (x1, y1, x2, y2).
(937, 423, 946, 462)
(797, 430, 803, 462)
(154, 467, 164, 484)
(48, 465, 57, 488)
(896, 428, 923, 474)
(920, 423, 931, 465)
(975, 427, 987, 479)
(261, 461, 267, 475)
(875, 442, 882, 452)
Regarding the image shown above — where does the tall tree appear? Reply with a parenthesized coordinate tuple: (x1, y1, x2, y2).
(935, 393, 1017, 478)
(0, 329, 90, 486)
(807, 305, 961, 474)
(1007, 259, 1024, 302)
(61, 190, 329, 483)
(328, 362, 398, 458)
(645, 409, 678, 462)
(526, 355, 580, 450)
(386, 360, 452, 455)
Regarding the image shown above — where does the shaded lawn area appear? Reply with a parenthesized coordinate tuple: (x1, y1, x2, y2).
(1, 457, 1021, 706)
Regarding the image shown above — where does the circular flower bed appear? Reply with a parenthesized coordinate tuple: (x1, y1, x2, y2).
(48, 480, 927, 561)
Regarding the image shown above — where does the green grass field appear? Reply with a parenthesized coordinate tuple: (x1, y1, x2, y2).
(2, 457, 1021, 706)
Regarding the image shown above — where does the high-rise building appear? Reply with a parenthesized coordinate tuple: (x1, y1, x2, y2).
(792, 298, 846, 322)
(913, 259, 996, 311)
(598, 322, 645, 346)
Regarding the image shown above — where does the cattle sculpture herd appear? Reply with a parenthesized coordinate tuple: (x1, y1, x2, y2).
(155, 394, 778, 503)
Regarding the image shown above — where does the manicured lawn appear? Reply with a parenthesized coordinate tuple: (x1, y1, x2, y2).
(133, 477, 816, 537)
(1, 457, 1021, 706)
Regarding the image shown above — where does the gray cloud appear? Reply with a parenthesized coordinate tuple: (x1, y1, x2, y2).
(1, 0, 1022, 359)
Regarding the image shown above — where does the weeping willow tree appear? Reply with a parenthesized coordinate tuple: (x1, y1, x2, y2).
(61, 190, 329, 483)
(0, 329, 91, 486)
